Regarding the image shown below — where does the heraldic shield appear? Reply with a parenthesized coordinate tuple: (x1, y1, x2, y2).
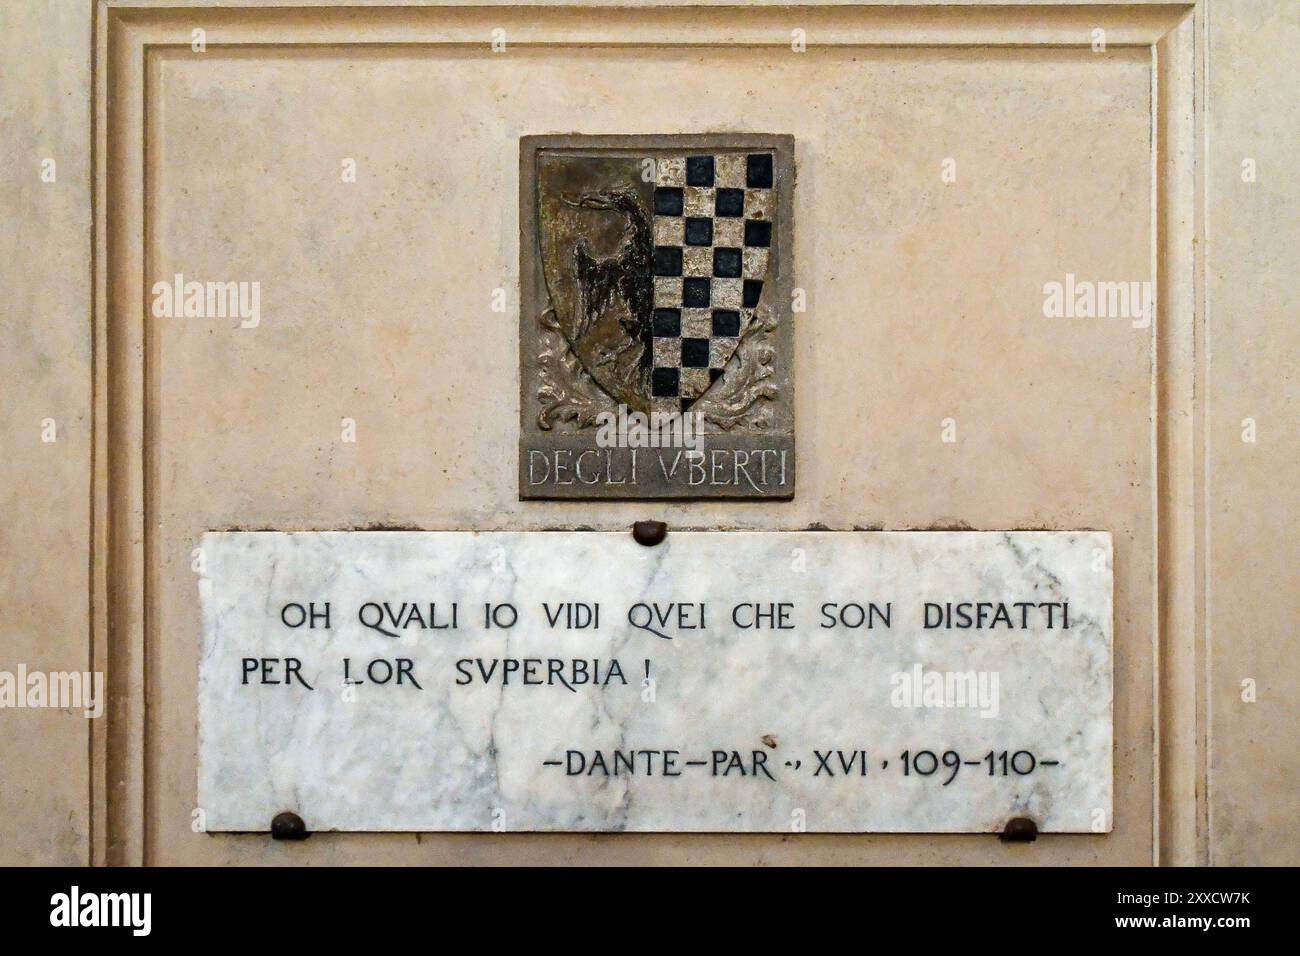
(534, 141, 785, 415)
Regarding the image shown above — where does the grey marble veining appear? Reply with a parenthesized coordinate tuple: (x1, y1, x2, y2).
(198, 531, 1112, 833)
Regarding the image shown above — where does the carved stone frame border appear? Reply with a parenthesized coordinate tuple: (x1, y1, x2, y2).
(93, 0, 1205, 865)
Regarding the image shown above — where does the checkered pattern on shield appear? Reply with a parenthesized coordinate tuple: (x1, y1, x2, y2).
(648, 152, 774, 412)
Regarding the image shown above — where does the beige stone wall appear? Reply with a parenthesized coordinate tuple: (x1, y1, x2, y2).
(0, 0, 93, 866)
(0, 0, 1293, 866)
(1205, 0, 1299, 867)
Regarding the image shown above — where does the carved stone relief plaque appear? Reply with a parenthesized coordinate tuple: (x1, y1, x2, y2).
(519, 135, 795, 499)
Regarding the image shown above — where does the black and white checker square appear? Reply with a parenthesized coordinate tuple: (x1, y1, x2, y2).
(650, 153, 774, 409)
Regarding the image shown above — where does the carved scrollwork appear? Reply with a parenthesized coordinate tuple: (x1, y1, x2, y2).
(536, 301, 780, 433)
(691, 302, 779, 431)
(536, 306, 610, 430)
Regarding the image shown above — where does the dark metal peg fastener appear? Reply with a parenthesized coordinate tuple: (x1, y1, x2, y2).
(270, 811, 309, 841)
(999, 817, 1038, 843)
(632, 521, 667, 547)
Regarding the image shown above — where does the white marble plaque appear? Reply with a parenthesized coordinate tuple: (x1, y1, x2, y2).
(198, 531, 1112, 833)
